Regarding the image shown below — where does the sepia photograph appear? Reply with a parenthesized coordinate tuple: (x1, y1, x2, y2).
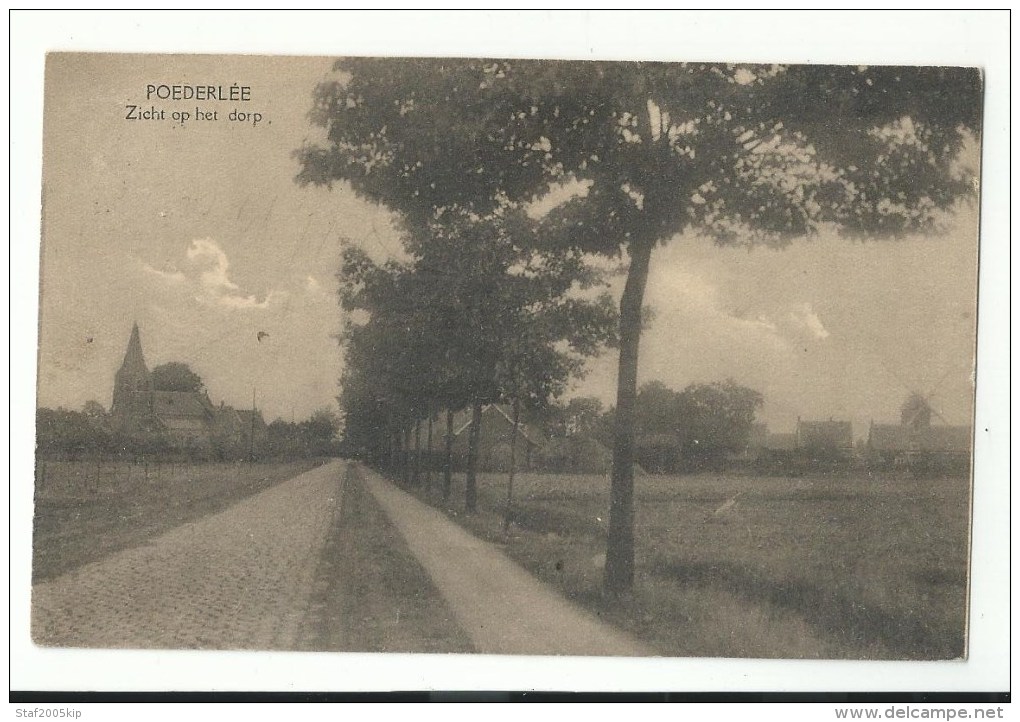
(11, 10, 1010, 698)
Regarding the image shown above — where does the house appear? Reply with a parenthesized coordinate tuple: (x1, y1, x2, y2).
(213, 404, 269, 457)
(109, 323, 266, 457)
(867, 420, 971, 474)
(796, 417, 854, 458)
(744, 419, 850, 467)
(446, 404, 544, 472)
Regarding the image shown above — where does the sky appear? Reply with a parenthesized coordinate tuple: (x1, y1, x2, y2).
(39, 54, 398, 423)
(37, 53, 980, 437)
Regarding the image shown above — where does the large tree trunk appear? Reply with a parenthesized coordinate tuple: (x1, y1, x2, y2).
(604, 237, 654, 596)
(443, 409, 454, 500)
(465, 401, 483, 512)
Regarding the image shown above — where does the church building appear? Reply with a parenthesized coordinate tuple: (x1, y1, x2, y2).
(110, 323, 266, 456)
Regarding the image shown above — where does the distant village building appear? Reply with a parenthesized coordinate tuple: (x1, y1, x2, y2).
(867, 418, 971, 475)
(744, 418, 852, 461)
(446, 404, 544, 472)
(796, 417, 854, 458)
(110, 323, 266, 457)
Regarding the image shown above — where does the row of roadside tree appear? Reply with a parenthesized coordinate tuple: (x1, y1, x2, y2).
(298, 60, 979, 594)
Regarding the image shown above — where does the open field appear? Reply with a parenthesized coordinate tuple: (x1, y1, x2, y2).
(412, 469, 970, 660)
(32, 458, 324, 582)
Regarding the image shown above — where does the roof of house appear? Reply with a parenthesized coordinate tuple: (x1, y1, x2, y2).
(921, 425, 973, 453)
(869, 423, 972, 453)
(868, 424, 905, 451)
(149, 391, 215, 420)
(161, 417, 210, 433)
(450, 404, 541, 445)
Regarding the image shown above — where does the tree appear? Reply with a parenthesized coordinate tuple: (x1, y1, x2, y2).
(335, 212, 616, 508)
(304, 407, 341, 442)
(299, 60, 980, 593)
(36, 407, 111, 459)
(543, 396, 605, 438)
(628, 381, 686, 473)
(624, 380, 761, 472)
(419, 211, 614, 509)
(151, 362, 204, 393)
(301, 407, 341, 456)
(82, 400, 107, 418)
(677, 380, 764, 464)
(633, 381, 684, 438)
(265, 410, 341, 459)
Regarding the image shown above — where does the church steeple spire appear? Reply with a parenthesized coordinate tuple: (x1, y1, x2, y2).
(112, 321, 152, 417)
(122, 322, 148, 375)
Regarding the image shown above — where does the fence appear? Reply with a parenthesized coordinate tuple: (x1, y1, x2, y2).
(33, 457, 257, 503)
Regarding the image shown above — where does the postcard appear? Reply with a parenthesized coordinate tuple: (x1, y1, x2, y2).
(11, 11, 1010, 696)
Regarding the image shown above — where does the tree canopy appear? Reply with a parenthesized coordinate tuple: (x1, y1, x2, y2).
(298, 59, 981, 593)
(623, 379, 764, 470)
(151, 362, 205, 393)
(300, 61, 978, 243)
(335, 210, 617, 474)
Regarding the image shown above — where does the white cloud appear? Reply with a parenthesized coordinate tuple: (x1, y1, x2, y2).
(650, 265, 790, 350)
(144, 238, 278, 310)
(786, 302, 830, 340)
(141, 263, 185, 284)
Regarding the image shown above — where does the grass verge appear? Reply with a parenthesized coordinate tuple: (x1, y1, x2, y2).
(401, 468, 968, 660)
(300, 464, 475, 653)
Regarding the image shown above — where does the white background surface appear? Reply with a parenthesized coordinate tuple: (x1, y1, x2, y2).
(8, 9, 1011, 694)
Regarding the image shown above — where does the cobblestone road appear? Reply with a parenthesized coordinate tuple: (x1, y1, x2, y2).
(32, 461, 345, 651)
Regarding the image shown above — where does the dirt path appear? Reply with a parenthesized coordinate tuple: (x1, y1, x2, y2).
(32, 461, 345, 650)
(358, 464, 654, 657)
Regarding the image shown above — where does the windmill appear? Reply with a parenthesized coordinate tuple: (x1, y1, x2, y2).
(880, 360, 955, 430)
(873, 354, 963, 476)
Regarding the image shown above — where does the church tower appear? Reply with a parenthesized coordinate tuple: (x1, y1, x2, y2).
(111, 322, 153, 420)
